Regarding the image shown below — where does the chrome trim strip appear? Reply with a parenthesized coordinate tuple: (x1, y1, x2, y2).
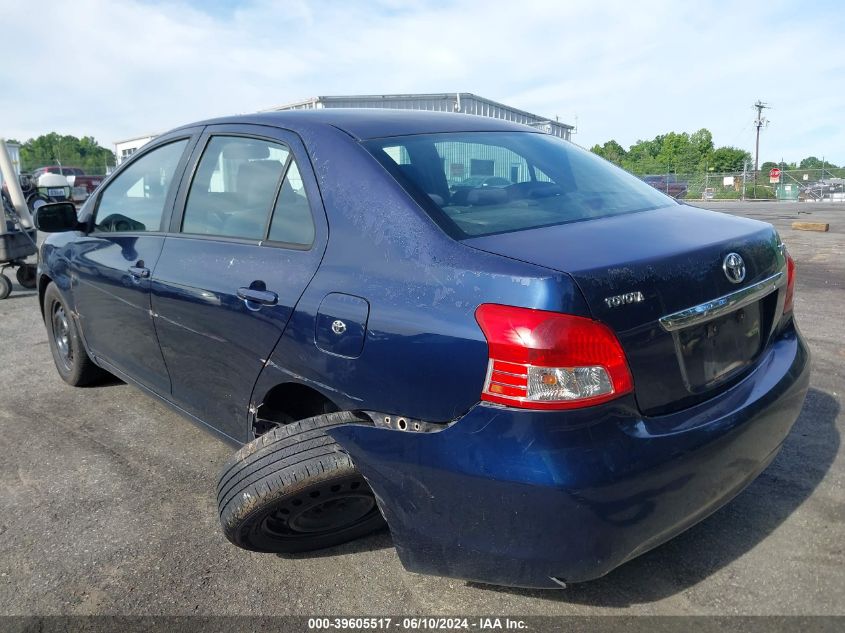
(659, 271, 784, 332)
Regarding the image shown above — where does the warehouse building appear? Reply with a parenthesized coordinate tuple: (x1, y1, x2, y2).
(266, 93, 573, 140)
(114, 93, 572, 183)
(268, 93, 572, 186)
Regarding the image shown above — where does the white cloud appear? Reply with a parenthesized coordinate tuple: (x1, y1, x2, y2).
(2, 0, 843, 164)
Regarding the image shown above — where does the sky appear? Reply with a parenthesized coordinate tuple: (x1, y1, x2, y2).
(2, 0, 843, 165)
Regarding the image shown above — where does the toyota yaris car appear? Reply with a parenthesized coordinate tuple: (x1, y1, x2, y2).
(35, 110, 809, 588)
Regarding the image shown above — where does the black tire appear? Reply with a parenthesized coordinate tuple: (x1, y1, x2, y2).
(16, 264, 37, 289)
(43, 282, 108, 386)
(217, 411, 386, 553)
(0, 274, 11, 300)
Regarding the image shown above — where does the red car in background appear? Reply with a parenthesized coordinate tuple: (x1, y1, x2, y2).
(642, 174, 689, 199)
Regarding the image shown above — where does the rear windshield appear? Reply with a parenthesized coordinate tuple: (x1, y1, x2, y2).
(365, 131, 675, 238)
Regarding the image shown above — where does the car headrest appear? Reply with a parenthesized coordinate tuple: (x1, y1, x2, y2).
(236, 160, 284, 207)
(222, 142, 271, 160)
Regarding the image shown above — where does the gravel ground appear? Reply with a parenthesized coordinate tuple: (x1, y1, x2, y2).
(0, 201, 841, 616)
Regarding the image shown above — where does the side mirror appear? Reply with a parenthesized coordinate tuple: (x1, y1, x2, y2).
(34, 202, 81, 233)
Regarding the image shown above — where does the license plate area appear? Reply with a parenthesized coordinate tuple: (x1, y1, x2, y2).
(674, 301, 763, 392)
(47, 187, 66, 197)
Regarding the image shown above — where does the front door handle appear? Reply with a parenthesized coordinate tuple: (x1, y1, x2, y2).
(237, 287, 278, 306)
(128, 266, 150, 278)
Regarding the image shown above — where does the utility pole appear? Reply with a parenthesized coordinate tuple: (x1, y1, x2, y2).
(753, 100, 770, 198)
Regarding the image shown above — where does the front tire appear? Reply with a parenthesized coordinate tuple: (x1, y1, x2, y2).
(0, 274, 11, 300)
(217, 411, 386, 553)
(43, 283, 107, 386)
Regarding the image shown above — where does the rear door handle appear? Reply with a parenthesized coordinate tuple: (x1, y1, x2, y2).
(128, 266, 150, 278)
(237, 287, 278, 306)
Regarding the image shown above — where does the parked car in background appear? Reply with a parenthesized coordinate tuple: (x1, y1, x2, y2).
(31, 166, 104, 203)
(31, 165, 86, 178)
(800, 178, 845, 201)
(643, 174, 688, 198)
(34, 110, 808, 588)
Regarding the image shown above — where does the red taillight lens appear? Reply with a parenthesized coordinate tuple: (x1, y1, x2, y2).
(475, 304, 634, 410)
(783, 250, 796, 314)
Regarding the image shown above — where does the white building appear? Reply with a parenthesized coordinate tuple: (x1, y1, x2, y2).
(114, 134, 157, 166)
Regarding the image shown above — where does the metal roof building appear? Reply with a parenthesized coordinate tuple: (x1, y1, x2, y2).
(264, 93, 573, 140)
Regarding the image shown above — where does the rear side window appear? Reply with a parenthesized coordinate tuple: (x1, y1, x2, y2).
(366, 132, 674, 238)
(95, 139, 188, 233)
(267, 159, 315, 246)
(182, 136, 289, 240)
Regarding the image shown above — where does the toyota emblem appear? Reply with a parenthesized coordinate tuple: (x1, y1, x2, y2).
(723, 253, 746, 284)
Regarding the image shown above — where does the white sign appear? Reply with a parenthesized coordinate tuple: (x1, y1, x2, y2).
(803, 174, 809, 180)
(723, 176, 735, 187)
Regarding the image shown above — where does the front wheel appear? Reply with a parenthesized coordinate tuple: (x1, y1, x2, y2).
(0, 274, 11, 300)
(43, 283, 108, 386)
(217, 411, 386, 553)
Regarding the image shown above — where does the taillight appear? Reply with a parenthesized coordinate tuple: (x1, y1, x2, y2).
(783, 250, 796, 314)
(475, 304, 634, 410)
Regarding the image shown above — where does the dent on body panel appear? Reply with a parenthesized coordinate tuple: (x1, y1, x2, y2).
(41, 233, 76, 293)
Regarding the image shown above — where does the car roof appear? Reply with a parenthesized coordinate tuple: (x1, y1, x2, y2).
(174, 108, 540, 141)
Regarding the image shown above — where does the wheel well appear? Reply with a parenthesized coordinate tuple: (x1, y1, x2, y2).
(38, 274, 52, 316)
(254, 383, 339, 436)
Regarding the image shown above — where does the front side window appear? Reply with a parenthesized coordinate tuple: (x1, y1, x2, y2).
(95, 139, 188, 232)
(182, 136, 289, 240)
(366, 132, 675, 238)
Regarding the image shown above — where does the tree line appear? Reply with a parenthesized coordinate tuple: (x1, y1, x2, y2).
(589, 129, 838, 175)
(9, 133, 115, 175)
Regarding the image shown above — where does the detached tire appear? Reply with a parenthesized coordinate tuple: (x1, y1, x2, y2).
(217, 411, 386, 553)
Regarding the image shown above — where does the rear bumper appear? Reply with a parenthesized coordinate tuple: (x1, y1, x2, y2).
(329, 327, 810, 588)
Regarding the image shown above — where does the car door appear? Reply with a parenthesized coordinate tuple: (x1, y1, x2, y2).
(71, 133, 199, 393)
(150, 125, 328, 442)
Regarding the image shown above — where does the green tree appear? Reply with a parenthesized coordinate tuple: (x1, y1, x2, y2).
(689, 128, 715, 165)
(589, 128, 794, 176)
(711, 146, 752, 172)
(623, 136, 664, 174)
(19, 133, 115, 175)
(589, 140, 627, 166)
(798, 156, 837, 169)
(656, 131, 691, 172)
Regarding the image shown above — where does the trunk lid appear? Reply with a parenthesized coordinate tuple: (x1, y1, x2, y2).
(464, 205, 787, 414)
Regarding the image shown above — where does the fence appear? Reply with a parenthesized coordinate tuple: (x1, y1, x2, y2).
(640, 167, 845, 201)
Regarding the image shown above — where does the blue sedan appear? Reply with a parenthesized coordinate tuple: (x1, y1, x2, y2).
(34, 109, 809, 588)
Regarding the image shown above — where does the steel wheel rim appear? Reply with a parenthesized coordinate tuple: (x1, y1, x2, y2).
(52, 303, 73, 371)
(287, 494, 376, 533)
(260, 480, 379, 538)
